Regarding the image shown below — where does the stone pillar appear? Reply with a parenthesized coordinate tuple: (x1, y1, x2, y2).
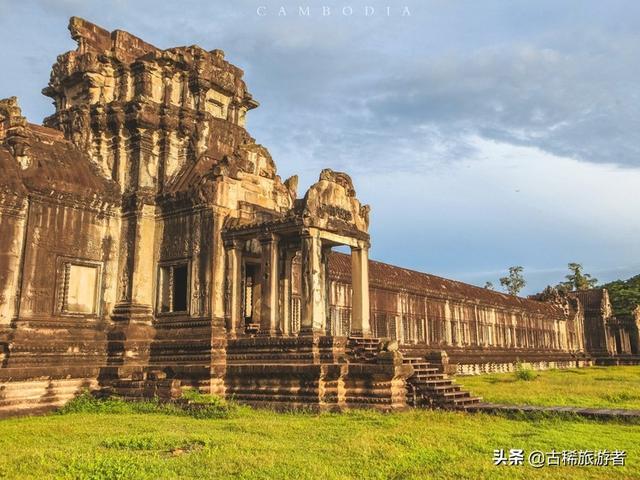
(631, 310, 640, 354)
(225, 240, 243, 337)
(322, 245, 333, 335)
(259, 234, 280, 336)
(279, 248, 294, 336)
(0, 195, 27, 324)
(210, 211, 227, 323)
(209, 210, 228, 395)
(443, 300, 453, 345)
(112, 196, 156, 321)
(350, 242, 371, 337)
(107, 195, 156, 382)
(300, 231, 326, 335)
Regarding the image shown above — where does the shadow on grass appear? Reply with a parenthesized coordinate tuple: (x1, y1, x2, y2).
(481, 377, 517, 385)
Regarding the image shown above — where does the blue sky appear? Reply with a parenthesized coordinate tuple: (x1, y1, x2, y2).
(1, 0, 639, 294)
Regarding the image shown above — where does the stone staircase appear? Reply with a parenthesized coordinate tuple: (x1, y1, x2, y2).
(346, 337, 380, 363)
(403, 355, 482, 410)
(347, 338, 482, 410)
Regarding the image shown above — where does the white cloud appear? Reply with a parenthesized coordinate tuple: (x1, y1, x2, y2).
(1, 0, 638, 292)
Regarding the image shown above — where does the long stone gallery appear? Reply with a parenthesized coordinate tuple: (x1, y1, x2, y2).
(0, 18, 638, 416)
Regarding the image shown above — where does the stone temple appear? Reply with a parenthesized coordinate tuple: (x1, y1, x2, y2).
(0, 18, 638, 415)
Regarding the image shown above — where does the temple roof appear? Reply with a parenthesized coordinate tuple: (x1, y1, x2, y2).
(0, 149, 26, 195)
(0, 122, 119, 202)
(328, 252, 564, 316)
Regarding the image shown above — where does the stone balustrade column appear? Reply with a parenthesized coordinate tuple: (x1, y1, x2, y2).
(259, 234, 280, 336)
(350, 242, 371, 337)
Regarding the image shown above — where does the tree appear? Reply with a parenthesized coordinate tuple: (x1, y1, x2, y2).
(602, 274, 640, 318)
(558, 263, 598, 291)
(499, 266, 526, 296)
(483, 281, 495, 290)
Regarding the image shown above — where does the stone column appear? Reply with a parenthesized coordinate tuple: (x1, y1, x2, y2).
(113, 196, 156, 321)
(350, 242, 371, 337)
(443, 300, 453, 345)
(225, 240, 243, 337)
(107, 195, 156, 382)
(259, 234, 280, 336)
(0, 195, 27, 324)
(300, 231, 326, 335)
(279, 248, 294, 336)
(210, 211, 227, 323)
(209, 210, 228, 395)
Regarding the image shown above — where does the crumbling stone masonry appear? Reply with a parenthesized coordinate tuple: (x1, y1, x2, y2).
(0, 18, 637, 416)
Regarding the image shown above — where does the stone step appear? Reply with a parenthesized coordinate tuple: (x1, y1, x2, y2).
(403, 358, 428, 364)
(413, 368, 441, 377)
(406, 364, 440, 373)
(420, 384, 461, 393)
(412, 373, 446, 381)
(453, 397, 479, 403)
(454, 397, 484, 408)
(416, 378, 452, 385)
(441, 390, 472, 398)
(403, 355, 481, 410)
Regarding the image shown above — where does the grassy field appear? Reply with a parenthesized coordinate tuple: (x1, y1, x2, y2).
(457, 366, 640, 410)
(0, 397, 638, 479)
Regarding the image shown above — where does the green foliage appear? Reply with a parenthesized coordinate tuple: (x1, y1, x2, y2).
(499, 266, 526, 295)
(181, 388, 228, 406)
(514, 362, 537, 381)
(483, 281, 494, 290)
(58, 391, 234, 419)
(602, 274, 640, 318)
(557, 262, 598, 292)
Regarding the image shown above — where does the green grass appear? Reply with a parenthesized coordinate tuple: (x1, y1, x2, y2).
(458, 366, 640, 410)
(0, 398, 638, 479)
(58, 391, 235, 419)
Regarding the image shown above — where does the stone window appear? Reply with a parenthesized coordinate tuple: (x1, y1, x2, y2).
(340, 309, 351, 336)
(158, 262, 190, 314)
(373, 312, 386, 338)
(402, 316, 415, 344)
(57, 260, 100, 315)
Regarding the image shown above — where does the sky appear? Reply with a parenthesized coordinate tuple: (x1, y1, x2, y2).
(0, 0, 638, 294)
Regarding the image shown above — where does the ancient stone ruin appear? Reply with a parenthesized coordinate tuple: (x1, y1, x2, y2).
(0, 18, 638, 415)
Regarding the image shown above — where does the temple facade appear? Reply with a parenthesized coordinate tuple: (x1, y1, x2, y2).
(0, 18, 638, 415)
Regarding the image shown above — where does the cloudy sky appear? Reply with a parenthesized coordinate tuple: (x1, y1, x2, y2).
(1, 0, 639, 294)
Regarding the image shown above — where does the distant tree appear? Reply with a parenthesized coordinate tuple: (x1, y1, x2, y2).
(602, 274, 640, 318)
(558, 263, 598, 291)
(499, 266, 526, 296)
(483, 281, 495, 290)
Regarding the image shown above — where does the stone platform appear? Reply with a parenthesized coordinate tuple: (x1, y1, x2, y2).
(225, 335, 413, 411)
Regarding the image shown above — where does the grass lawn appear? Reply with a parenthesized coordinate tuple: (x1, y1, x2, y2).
(457, 366, 640, 410)
(0, 399, 638, 479)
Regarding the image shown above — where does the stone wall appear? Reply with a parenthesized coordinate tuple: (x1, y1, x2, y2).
(326, 253, 586, 365)
(0, 194, 119, 416)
